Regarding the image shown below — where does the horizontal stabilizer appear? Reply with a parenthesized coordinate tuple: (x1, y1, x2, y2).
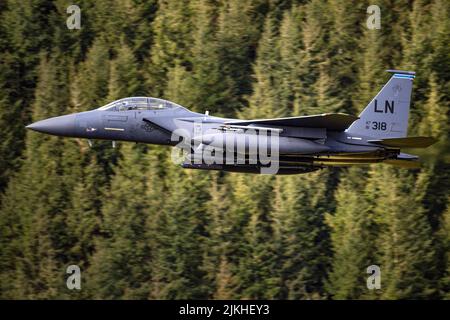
(396, 152, 419, 160)
(386, 69, 416, 75)
(226, 113, 359, 131)
(368, 136, 437, 148)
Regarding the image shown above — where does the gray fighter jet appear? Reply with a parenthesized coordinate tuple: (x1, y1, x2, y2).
(27, 70, 436, 174)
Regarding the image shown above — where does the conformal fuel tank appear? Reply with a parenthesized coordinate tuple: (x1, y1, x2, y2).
(195, 131, 330, 155)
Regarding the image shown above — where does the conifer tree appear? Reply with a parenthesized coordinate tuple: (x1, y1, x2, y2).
(371, 168, 437, 299)
(236, 176, 280, 299)
(277, 6, 305, 116)
(213, 175, 261, 298)
(439, 197, 450, 298)
(273, 171, 333, 299)
(0, 52, 80, 298)
(428, 0, 450, 101)
(150, 169, 211, 299)
(0, 0, 60, 193)
(164, 62, 191, 106)
(401, 0, 433, 104)
(244, 16, 285, 119)
(294, 0, 329, 114)
(66, 154, 105, 277)
(324, 0, 366, 114)
(326, 167, 376, 299)
(181, 0, 230, 115)
(418, 74, 448, 138)
(202, 174, 236, 298)
(108, 43, 143, 100)
(71, 38, 110, 110)
(146, 0, 193, 97)
(214, 255, 237, 299)
(217, 0, 264, 112)
(88, 143, 153, 299)
(354, 21, 386, 112)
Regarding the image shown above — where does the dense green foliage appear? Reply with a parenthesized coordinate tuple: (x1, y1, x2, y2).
(0, 0, 449, 299)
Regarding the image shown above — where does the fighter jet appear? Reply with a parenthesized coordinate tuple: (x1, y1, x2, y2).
(26, 70, 436, 174)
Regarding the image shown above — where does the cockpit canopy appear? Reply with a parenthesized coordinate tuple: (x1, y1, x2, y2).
(98, 97, 183, 111)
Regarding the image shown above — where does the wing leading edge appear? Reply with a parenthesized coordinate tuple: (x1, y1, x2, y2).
(225, 113, 359, 131)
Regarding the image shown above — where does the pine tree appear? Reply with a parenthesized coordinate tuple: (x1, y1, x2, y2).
(202, 173, 237, 298)
(163, 62, 191, 106)
(326, 167, 376, 299)
(146, 0, 193, 97)
(244, 16, 285, 119)
(181, 0, 230, 115)
(439, 197, 450, 298)
(428, 0, 450, 101)
(237, 176, 280, 299)
(372, 168, 437, 299)
(0, 52, 81, 298)
(88, 143, 154, 299)
(214, 255, 237, 299)
(324, 0, 366, 114)
(150, 169, 211, 299)
(277, 6, 305, 116)
(63, 0, 157, 61)
(217, 0, 264, 112)
(65, 154, 105, 285)
(0, 69, 23, 194)
(314, 62, 344, 113)
(418, 74, 448, 139)
(71, 37, 110, 110)
(90, 0, 129, 48)
(119, 0, 158, 61)
(354, 17, 386, 112)
(273, 171, 333, 299)
(108, 43, 143, 100)
(401, 0, 433, 105)
(294, 0, 330, 114)
(0, 0, 61, 193)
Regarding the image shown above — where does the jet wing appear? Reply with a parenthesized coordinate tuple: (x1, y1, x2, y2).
(225, 113, 359, 131)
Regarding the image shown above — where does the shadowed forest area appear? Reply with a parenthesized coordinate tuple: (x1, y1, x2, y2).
(0, 0, 449, 299)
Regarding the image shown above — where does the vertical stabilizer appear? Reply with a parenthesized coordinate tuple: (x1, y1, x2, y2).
(346, 70, 415, 138)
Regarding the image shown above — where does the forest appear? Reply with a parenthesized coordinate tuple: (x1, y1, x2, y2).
(0, 0, 448, 299)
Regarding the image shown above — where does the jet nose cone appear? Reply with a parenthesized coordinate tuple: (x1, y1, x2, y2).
(26, 114, 77, 137)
